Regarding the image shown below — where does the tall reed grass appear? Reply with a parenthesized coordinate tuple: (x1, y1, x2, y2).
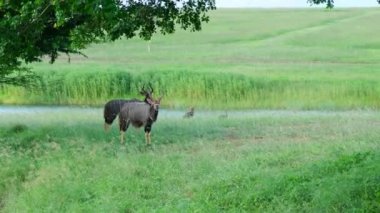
(1, 70, 379, 109)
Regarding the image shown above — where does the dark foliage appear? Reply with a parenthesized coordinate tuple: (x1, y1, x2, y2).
(0, 0, 216, 85)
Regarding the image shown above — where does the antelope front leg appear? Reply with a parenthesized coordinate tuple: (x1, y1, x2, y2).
(145, 132, 151, 145)
(144, 124, 152, 146)
(120, 131, 125, 145)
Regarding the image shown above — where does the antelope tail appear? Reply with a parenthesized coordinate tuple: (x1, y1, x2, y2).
(103, 99, 129, 132)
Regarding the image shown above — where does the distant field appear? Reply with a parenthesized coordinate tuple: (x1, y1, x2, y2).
(1, 9, 380, 109)
(0, 107, 379, 211)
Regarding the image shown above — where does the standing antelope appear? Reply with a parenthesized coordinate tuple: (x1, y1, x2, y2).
(103, 85, 161, 145)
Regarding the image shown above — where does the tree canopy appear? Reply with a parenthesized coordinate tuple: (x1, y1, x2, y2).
(0, 0, 216, 85)
(1, 0, 379, 86)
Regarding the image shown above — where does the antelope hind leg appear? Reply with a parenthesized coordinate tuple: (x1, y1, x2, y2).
(119, 117, 129, 145)
(104, 123, 111, 132)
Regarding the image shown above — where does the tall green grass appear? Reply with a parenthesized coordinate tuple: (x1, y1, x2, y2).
(1, 70, 379, 109)
(1, 109, 379, 211)
(1, 8, 380, 109)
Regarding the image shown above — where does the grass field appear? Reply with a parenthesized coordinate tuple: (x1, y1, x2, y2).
(1, 9, 380, 109)
(1, 8, 380, 212)
(0, 107, 379, 212)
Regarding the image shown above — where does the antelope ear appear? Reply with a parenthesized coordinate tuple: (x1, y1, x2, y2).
(146, 98, 154, 105)
(158, 96, 163, 102)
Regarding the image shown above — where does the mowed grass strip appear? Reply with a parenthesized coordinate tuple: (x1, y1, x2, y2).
(0, 109, 379, 211)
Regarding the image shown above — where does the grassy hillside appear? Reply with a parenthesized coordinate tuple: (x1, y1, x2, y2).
(0, 108, 379, 211)
(1, 9, 380, 109)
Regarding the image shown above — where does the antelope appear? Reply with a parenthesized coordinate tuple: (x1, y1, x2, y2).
(183, 107, 194, 118)
(103, 85, 161, 145)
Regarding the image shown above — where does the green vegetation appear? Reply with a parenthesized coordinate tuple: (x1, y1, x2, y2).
(2, 7, 379, 212)
(0, 0, 215, 85)
(0, 109, 379, 211)
(1, 9, 380, 109)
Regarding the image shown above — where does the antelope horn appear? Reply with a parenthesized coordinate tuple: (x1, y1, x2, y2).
(140, 85, 146, 95)
(148, 83, 154, 94)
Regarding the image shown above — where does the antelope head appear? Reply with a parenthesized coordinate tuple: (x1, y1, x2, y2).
(140, 84, 162, 111)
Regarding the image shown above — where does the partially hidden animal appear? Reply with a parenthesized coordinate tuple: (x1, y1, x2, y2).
(183, 107, 194, 118)
(103, 85, 161, 145)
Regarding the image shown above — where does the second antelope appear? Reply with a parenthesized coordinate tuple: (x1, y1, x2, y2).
(183, 107, 194, 118)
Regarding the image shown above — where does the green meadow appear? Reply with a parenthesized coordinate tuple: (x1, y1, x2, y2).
(1, 9, 380, 109)
(1, 8, 380, 212)
(1, 108, 379, 211)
